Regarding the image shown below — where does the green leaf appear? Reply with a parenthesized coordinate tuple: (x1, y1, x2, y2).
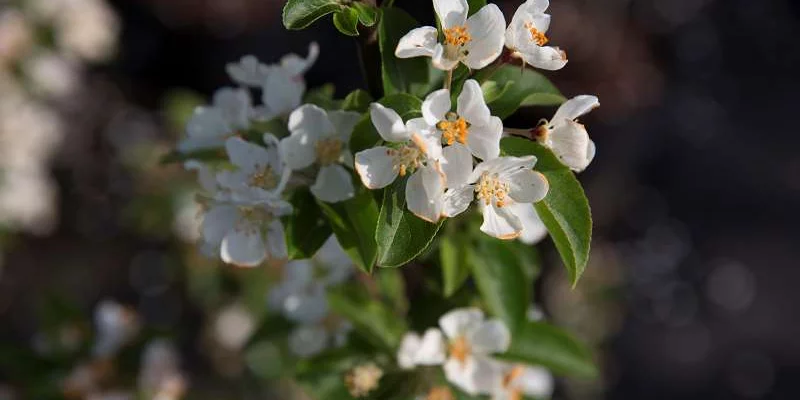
(304, 83, 340, 110)
(282, 0, 342, 30)
(379, 7, 430, 96)
(376, 268, 408, 313)
(501, 137, 592, 285)
(375, 177, 444, 268)
(502, 321, 597, 378)
(352, 3, 379, 27)
(318, 186, 379, 273)
(466, 0, 487, 16)
(333, 7, 360, 36)
(349, 93, 422, 154)
(245, 341, 284, 380)
(440, 235, 470, 297)
(469, 237, 529, 333)
(327, 285, 407, 350)
(342, 89, 373, 112)
(474, 65, 565, 119)
(284, 189, 332, 260)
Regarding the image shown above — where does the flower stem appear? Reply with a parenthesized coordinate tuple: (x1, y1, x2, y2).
(444, 69, 453, 90)
(504, 128, 533, 140)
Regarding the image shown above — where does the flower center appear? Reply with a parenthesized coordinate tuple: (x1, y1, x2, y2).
(449, 335, 472, 365)
(525, 22, 549, 46)
(315, 137, 343, 166)
(531, 119, 551, 143)
(443, 25, 471, 47)
(476, 172, 510, 208)
(237, 206, 272, 230)
(437, 116, 469, 145)
(386, 145, 421, 177)
(248, 165, 279, 190)
(426, 386, 455, 400)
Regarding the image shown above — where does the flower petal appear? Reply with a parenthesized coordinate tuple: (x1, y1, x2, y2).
(433, 0, 468, 29)
(266, 219, 288, 260)
(226, 55, 269, 87)
(444, 355, 498, 395)
(202, 205, 238, 247)
(314, 236, 353, 286)
(288, 325, 329, 358)
(289, 104, 334, 140)
(328, 110, 361, 141)
(465, 116, 502, 160)
(185, 160, 218, 192)
(432, 44, 461, 71)
(480, 203, 523, 240)
(213, 87, 252, 130)
(439, 307, 484, 339)
(469, 155, 536, 183)
(311, 164, 355, 203)
(442, 142, 473, 188)
(263, 67, 305, 116)
(468, 319, 511, 355)
(443, 185, 475, 217)
(551, 95, 600, 126)
(548, 120, 592, 171)
(463, 4, 506, 70)
(507, 169, 549, 203)
(456, 79, 491, 127)
(422, 89, 452, 127)
(415, 328, 447, 365)
(395, 26, 439, 58)
(221, 227, 267, 267)
(511, 203, 548, 245)
(280, 41, 319, 76)
(225, 136, 271, 172)
(397, 332, 422, 369)
(370, 103, 411, 142)
(524, 0, 551, 14)
(279, 133, 316, 170)
(519, 45, 568, 71)
(513, 365, 554, 398)
(354, 147, 399, 189)
(184, 106, 229, 142)
(405, 165, 445, 223)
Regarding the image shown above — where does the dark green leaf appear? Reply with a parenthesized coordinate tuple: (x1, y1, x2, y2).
(282, 0, 342, 30)
(469, 237, 529, 333)
(352, 3, 379, 27)
(327, 285, 407, 350)
(501, 137, 591, 285)
(379, 7, 430, 96)
(474, 65, 564, 119)
(502, 321, 597, 378)
(375, 177, 444, 268)
(440, 235, 470, 297)
(342, 89, 374, 112)
(284, 189, 332, 260)
(466, 0, 487, 16)
(318, 186, 379, 273)
(333, 7, 360, 36)
(349, 93, 422, 154)
(304, 83, 340, 110)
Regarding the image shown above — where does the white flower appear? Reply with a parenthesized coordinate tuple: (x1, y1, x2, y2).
(226, 55, 270, 87)
(395, 0, 505, 70)
(509, 203, 547, 244)
(287, 319, 351, 358)
(443, 155, 549, 239)
(179, 87, 252, 152)
(93, 300, 140, 358)
(505, 0, 567, 71)
(213, 303, 256, 351)
(397, 328, 447, 369)
(259, 42, 319, 118)
(277, 41, 320, 77)
(533, 95, 599, 172)
(139, 340, 187, 400)
(355, 103, 445, 222)
(491, 363, 554, 400)
(55, 0, 119, 62)
(424, 79, 503, 160)
(216, 135, 290, 199)
(280, 104, 360, 202)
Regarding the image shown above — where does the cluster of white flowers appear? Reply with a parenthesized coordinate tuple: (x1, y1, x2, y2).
(350, 0, 599, 241)
(398, 307, 553, 399)
(268, 236, 354, 358)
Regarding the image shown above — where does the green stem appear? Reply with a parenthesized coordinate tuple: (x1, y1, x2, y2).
(444, 69, 453, 90)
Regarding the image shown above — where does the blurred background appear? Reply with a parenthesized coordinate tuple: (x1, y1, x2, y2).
(0, 0, 799, 398)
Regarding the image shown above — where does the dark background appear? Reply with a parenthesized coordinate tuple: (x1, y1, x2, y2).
(1, 0, 799, 398)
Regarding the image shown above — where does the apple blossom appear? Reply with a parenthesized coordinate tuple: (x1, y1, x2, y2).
(505, 0, 568, 71)
(531, 95, 599, 172)
(491, 362, 554, 400)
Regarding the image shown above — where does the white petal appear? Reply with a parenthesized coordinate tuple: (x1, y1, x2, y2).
(513, 365, 554, 398)
(328, 110, 361, 141)
(281, 42, 320, 76)
(185, 160, 217, 192)
(226, 55, 269, 87)
(519, 45, 568, 71)
(279, 133, 316, 170)
(439, 307, 484, 339)
(283, 283, 329, 324)
(396, 26, 439, 58)
(511, 203, 548, 245)
(432, 44, 461, 71)
(415, 328, 447, 365)
(370, 103, 411, 142)
(225, 136, 271, 172)
(213, 87, 252, 130)
(202, 205, 238, 247)
(480, 203, 523, 240)
(221, 227, 267, 267)
(524, 0, 551, 14)
(442, 143, 473, 188)
(397, 332, 422, 369)
(184, 106, 229, 144)
(457, 80, 491, 127)
(288, 325, 329, 358)
(463, 4, 506, 70)
(405, 165, 445, 223)
(507, 169, 549, 203)
(311, 164, 355, 203)
(434, 0, 468, 29)
(263, 67, 305, 116)
(355, 147, 399, 189)
(266, 219, 288, 260)
(443, 185, 475, 217)
(466, 116, 502, 160)
(422, 89, 452, 127)
(551, 95, 600, 126)
(468, 319, 511, 355)
(315, 236, 354, 286)
(470, 156, 536, 183)
(444, 355, 499, 395)
(411, 130, 444, 161)
(549, 120, 592, 172)
(289, 104, 334, 140)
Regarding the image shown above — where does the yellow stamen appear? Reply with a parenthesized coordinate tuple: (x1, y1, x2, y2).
(248, 166, 278, 190)
(449, 335, 471, 365)
(389, 144, 423, 177)
(437, 117, 469, 145)
(315, 137, 343, 166)
(524, 22, 549, 46)
(475, 172, 510, 208)
(443, 25, 471, 47)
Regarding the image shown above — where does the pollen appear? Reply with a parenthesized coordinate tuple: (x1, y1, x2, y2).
(476, 172, 510, 208)
(391, 145, 422, 177)
(437, 117, 469, 145)
(443, 25, 471, 47)
(524, 22, 549, 46)
(248, 165, 278, 190)
(449, 335, 472, 365)
(315, 137, 343, 166)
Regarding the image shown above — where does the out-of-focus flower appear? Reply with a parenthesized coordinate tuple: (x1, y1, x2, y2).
(259, 42, 318, 118)
(217, 136, 290, 198)
(505, 0, 568, 71)
(287, 318, 352, 358)
(55, 0, 119, 62)
(344, 362, 383, 398)
(490, 362, 554, 400)
(93, 300, 140, 358)
(226, 55, 270, 87)
(23, 50, 80, 98)
(180, 88, 252, 152)
(213, 303, 256, 351)
(398, 328, 447, 370)
(0, 10, 33, 65)
(139, 340, 187, 400)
